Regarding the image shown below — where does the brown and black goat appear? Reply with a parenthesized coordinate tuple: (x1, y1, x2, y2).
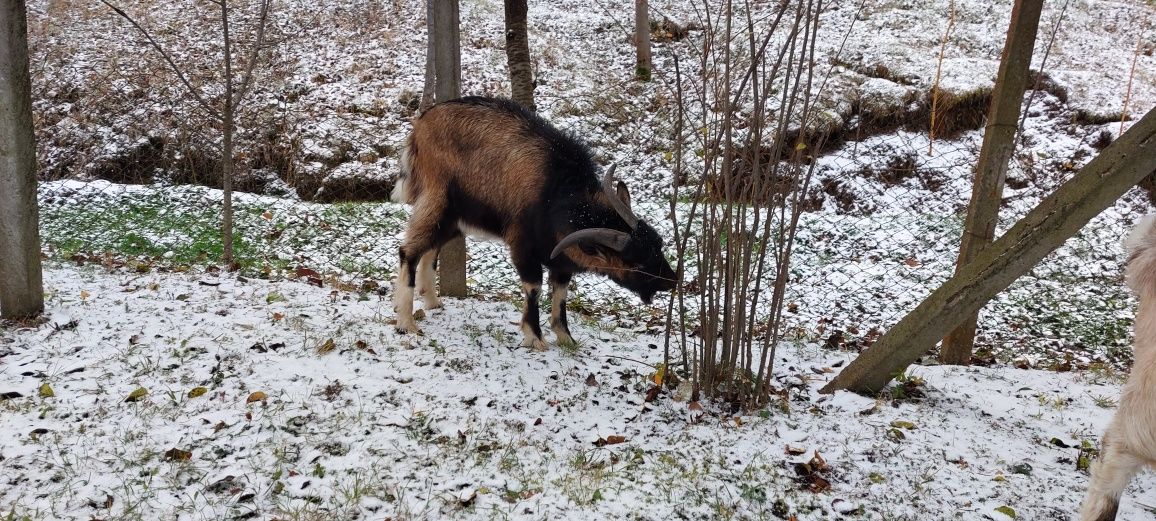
(390, 97, 676, 350)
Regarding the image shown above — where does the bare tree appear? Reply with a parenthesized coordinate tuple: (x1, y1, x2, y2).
(100, 0, 272, 266)
(504, 0, 535, 110)
(0, 0, 44, 319)
(634, 0, 652, 81)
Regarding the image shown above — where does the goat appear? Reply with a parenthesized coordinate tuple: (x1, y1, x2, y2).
(390, 97, 676, 350)
(1081, 214, 1156, 521)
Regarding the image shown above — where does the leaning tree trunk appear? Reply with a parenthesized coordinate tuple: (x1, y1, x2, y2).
(503, 0, 535, 111)
(940, 0, 1043, 364)
(821, 107, 1156, 395)
(0, 0, 44, 318)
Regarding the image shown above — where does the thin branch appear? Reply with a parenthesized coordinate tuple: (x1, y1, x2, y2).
(98, 0, 222, 121)
(233, 0, 273, 113)
(1017, 0, 1069, 149)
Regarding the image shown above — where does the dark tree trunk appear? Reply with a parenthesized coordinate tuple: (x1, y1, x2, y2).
(503, 0, 535, 111)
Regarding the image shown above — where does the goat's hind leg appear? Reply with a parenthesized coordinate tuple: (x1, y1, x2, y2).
(1081, 428, 1143, 521)
(415, 249, 442, 310)
(549, 272, 575, 347)
(394, 199, 452, 334)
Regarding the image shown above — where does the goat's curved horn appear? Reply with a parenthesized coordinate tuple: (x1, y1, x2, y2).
(550, 228, 632, 259)
(602, 164, 639, 230)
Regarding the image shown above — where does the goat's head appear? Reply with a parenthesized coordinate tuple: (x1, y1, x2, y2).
(551, 165, 677, 303)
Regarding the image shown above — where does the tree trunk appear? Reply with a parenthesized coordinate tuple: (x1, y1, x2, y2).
(420, 0, 435, 112)
(634, 0, 651, 81)
(220, 0, 235, 266)
(821, 107, 1156, 395)
(0, 0, 44, 319)
(431, 0, 467, 298)
(503, 0, 535, 111)
(939, 0, 1043, 365)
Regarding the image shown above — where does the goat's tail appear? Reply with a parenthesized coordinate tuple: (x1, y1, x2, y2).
(1125, 214, 1156, 298)
(391, 134, 416, 204)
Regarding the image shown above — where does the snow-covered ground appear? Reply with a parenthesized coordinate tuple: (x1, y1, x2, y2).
(2, 262, 1152, 520)
(8, 0, 1156, 518)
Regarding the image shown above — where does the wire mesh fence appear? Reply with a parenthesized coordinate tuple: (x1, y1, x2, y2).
(21, 0, 1153, 373)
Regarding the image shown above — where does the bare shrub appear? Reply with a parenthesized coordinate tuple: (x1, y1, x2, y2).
(664, 0, 830, 409)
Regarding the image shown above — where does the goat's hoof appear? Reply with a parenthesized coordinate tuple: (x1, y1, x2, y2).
(422, 297, 443, 310)
(395, 321, 422, 335)
(555, 334, 577, 349)
(521, 337, 548, 352)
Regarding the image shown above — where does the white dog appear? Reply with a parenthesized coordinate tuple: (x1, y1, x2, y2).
(1081, 214, 1156, 521)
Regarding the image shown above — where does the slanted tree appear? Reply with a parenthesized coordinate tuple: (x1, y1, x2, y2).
(503, 0, 535, 110)
(0, 0, 44, 318)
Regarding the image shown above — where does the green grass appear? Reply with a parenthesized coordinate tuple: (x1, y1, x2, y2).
(38, 185, 408, 281)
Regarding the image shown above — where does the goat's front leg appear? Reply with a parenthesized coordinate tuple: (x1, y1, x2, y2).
(512, 249, 546, 351)
(549, 272, 574, 347)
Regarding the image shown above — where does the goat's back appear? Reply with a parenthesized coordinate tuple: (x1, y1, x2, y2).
(400, 98, 597, 220)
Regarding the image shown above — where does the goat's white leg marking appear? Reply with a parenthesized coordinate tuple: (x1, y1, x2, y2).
(416, 250, 442, 309)
(520, 282, 547, 351)
(393, 258, 419, 334)
(549, 282, 574, 346)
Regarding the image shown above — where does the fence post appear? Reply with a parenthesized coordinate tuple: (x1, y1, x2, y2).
(0, 0, 44, 319)
(940, 0, 1043, 364)
(430, 0, 467, 297)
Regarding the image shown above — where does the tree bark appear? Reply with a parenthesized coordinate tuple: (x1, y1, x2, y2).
(821, 107, 1156, 395)
(420, 0, 435, 112)
(634, 0, 652, 81)
(940, 0, 1043, 364)
(431, 0, 467, 297)
(0, 0, 44, 319)
(503, 0, 535, 111)
(220, 0, 236, 267)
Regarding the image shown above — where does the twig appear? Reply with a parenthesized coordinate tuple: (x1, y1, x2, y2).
(928, 0, 957, 155)
(1121, 32, 1144, 136)
(1017, 0, 1069, 152)
(234, 0, 273, 113)
(98, 0, 222, 121)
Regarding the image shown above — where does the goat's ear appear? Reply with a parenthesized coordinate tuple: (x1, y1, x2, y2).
(615, 181, 632, 210)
